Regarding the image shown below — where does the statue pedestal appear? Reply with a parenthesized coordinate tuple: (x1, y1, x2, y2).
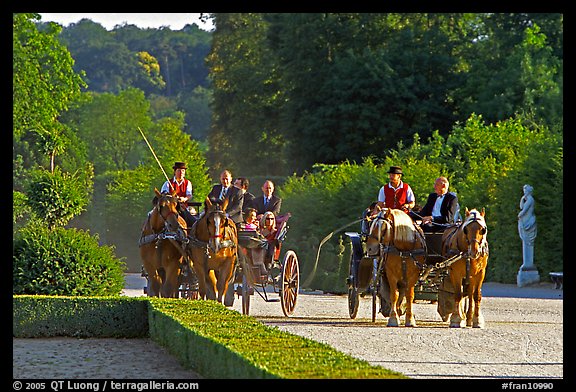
(517, 267, 540, 287)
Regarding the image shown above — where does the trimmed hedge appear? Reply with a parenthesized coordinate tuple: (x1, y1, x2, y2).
(13, 296, 148, 338)
(13, 296, 407, 379)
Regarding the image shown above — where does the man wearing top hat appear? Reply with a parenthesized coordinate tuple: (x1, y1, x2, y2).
(160, 161, 196, 226)
(376, 166, 416, 213)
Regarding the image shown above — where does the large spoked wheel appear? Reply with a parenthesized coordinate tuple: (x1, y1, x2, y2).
(241, 272, 251, 315)
(348, 253, 360, 319)
(280, 250, 299, 317)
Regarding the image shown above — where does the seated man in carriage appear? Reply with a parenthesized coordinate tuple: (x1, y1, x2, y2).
(415, 176, 460, 233)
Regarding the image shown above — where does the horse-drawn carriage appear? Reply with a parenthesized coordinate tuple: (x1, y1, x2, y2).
(344, 207, 489, 328)
(139, 189, 299, 317)
(232, 213, 300, 316)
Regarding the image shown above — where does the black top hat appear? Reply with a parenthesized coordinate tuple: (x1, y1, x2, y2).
(387, 166, 403, 175)
(173, 162, 187, 170)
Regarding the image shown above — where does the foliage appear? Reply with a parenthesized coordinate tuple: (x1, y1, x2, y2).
(62, 88, 154, 173)
(206, 13, 286, 178)
(207, 13, 562, 176)
(13, 13, 86, 142)
(13, 225, 126, 296)
(25, 166, 93, 230)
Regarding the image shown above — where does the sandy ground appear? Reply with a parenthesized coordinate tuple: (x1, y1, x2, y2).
(14, 274, 563, 380)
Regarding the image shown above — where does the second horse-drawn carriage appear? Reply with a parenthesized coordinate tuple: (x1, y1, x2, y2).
(232, 213, 300, 316)
(343, 206, 489, 327)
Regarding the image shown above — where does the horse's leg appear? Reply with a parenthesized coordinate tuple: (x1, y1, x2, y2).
(404, 266, 419, 327)
(215, 259, 235, 304)
(161, 258, 181, 298)
(190, 250, 208, 300)
(449, 265, 464, 328)
(206, 269, 218, 300)
(148, 270, 162, 297)
(472, 268, 486, 328)
(386, 269, 400, 327)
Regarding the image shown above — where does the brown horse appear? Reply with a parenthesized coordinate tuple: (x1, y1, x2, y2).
(188, 197, 238, 304)
(366, 208, 427, 327)
(139, 188, 189, 298)
(439, 207, 489, 328)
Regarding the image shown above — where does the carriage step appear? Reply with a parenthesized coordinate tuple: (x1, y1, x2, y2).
(266, 298, 281, 302)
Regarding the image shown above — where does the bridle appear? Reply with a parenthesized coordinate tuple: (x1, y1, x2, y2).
(460, 213, 488, 258)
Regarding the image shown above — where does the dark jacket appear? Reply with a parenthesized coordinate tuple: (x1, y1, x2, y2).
(252, 194, 282, 216)
(242, 191, 256, 212)
(208, 184, 244, 224)
(419, 191, 459, 228)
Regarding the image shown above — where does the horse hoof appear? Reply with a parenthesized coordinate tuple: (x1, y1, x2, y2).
(405, 316, 417, 327)
(387, 317, 399, 327)
(449, 322, 462, 328)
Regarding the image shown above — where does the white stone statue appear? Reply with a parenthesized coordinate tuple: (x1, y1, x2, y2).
(517, 184, 539, 286)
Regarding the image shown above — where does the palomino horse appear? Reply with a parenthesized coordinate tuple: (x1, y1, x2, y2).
(439, 207, 489, 328)
(188, 197, 238, 304)
(139, 189, 189, 297)
(366, 208, 427, 327)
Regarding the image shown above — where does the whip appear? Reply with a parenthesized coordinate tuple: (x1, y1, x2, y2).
(137, 127, 174, 191)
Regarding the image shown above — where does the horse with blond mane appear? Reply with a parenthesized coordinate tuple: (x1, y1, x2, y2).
(139, 189, 189, 297)
(366, 208, 427, 326)
(439, 207, 489, 328)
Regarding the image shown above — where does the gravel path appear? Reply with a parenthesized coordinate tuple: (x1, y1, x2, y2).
(13, 274, 563, 380)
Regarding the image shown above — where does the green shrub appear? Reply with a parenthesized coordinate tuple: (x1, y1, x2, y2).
(13, 225, 126, 296)
(25, 166, 92, 229)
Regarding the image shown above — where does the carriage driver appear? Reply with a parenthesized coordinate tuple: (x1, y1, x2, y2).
(160, 161, 197, 228)
(360, 166, 416, 235)
(376, 166, 416, 213)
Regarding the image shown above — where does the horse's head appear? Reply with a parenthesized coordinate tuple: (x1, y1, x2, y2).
(204, 196, 231, 254)
(152, 188, 186, 234)
(366, 209, 393, 256)
(461, 207, 488, 259)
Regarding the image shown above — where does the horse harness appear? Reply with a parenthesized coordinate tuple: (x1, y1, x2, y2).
(138, 198, 191, 268)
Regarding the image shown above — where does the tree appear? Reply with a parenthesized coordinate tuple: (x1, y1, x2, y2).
(62, 88, 154, 173)
(206, 13, 286, 177)
(13, 13, 86, 172)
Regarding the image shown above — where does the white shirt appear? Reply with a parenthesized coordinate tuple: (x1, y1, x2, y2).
(431, 194, 445, 217)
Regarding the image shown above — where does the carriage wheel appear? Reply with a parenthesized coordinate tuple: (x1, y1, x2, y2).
(347, 253, 360, 319)
(241, 273, 251, 315)
(281, 250, 299, 316)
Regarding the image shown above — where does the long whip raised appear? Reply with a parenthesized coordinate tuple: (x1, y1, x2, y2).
(137, 127, 173, 191)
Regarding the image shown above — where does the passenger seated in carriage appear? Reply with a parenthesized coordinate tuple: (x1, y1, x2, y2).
(413, 176, 460, 233)
(237, 210, 278, 276)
